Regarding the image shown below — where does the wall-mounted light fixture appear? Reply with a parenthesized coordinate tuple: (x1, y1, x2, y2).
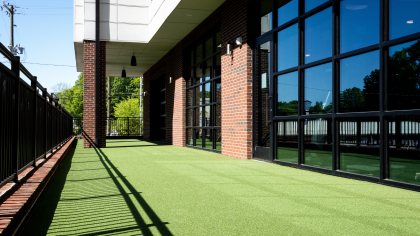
(121, 68, 126, 77)
(169, 76, 173, 84)
(226, 42, 233, 55)
(131, 53, 137, 66)
(236, 37, 242, 48)
(143, 91, 147, 96)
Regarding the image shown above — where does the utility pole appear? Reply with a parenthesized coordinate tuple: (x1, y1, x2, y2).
(3, 2, 25, 55)
(3, 3, 14, 46)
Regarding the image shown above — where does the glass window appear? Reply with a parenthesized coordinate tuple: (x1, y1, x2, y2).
(215, 129, 222, 150)
(196, 44, 203, 62)
(305, 7, 332, 64)
(277, 71, 298, 116)
(204, 106, 212, 126)
(339, 117, 380, 177)
(304, 118, 332, 169)
(195, 108, 201, 127)
(204, 129, 213, 149)
(187, 89, 193, 107)
(305, 0, 329, 12)
(215, 79, 221, 102)
(277, 120, 299, 163)
(204, 58, 213, 82)
(187, 109, 193, 127)
(387, 40, 420, 111)
(261, 0, 272, 35)
(215, 53, 221, 77)
(278, 23, 298, 71)
(304, 63, 332, 115)
(340, 0, 379, 53)
(187, 129, 193, 146)
(195, 129, 203, 147)
(195, 64, 202, 84)
(388, 116, 420, 185)
(187, 68, 193, 87)
(204, 83, 212, 104)
(389, 0, 420, 40)
(215, 104, 221, 126)
(195, 87, 202, 106)
(216, 31, 221, 51)
(277, 0, 298, 26)
(205, 36, 213, 58)
(190, 50, 194, 67)
(339, 50, 380, 113)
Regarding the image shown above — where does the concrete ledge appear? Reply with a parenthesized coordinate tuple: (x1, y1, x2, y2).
(0, 137, 76, 235)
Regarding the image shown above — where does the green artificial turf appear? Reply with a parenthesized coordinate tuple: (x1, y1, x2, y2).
(22, 139, 420, 235)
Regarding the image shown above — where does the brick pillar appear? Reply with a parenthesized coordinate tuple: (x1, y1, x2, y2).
(221, 0, 253, 159)
(83, 40, 107, 148)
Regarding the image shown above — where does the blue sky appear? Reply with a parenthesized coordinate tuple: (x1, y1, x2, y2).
(0, 0, 78, 92)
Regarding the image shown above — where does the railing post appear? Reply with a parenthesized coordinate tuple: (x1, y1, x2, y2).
(12, 56, 20, 183)
(44, 88, 48, 158)
(128, 117, 130, 136)
(50, 98, 53, 154)
(32, 76, 38, 167)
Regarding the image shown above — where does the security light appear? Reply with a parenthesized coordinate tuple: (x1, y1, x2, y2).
(122, 68, 126, 77)
(131, 53, 137, 66)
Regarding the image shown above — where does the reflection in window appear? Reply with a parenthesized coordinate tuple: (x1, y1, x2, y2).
(187, 109, 193, 127)
(339, 117, 380, 177)
(388, 116, 420, 185)
(195, 87, 202, 106)
(390, 0, 420, 40)
(215, 53, 221, 77)
(195, 129, 203, 147)
(277, 71, 298, 116)
(187, 129, 193, 146)
(278, 24, 298, 71)
(305, 7, 332, 64)
(304, 118, 332, 169)
(195, 64, 202, 84)
(305, 0, 329, 12)
(388, 40, 420, 111)
(277, 0, 298, 26)
(261, 0, 272, 35)
(305, 63, 332, 114)
(215, 79, 221, 102)
(205, 36, 213, 57)
(196, 44, 203, 62)
(204, 129, 213, 149)
(277, 120, 299, 163)
(204, 106, 211, 126)
(204, 83, 212, 104)
(187, 89, 193, 107)
(195, 108, 201, 127)
(215, 104, 221, 126)
(339, 50, 379, 113)
(340, 0, 379, 53)
(204, 58, 213, 82)
(215, 129, 222, 150)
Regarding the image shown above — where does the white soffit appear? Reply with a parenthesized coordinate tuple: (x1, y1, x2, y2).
(74, 0, 225, 77)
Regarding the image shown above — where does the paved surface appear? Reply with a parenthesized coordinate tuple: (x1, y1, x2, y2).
(21, 139, 420, 235)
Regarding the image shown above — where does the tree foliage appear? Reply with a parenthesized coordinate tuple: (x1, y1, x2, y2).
(56, 73, 84, 117)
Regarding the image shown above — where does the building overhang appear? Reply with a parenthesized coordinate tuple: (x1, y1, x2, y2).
(74, 0, 225, 77)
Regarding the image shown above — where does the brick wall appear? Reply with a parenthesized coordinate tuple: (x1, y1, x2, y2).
(143, 0, 255, 159)
(83, 41, 107, 148)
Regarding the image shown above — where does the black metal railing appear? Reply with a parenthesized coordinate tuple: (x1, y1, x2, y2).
(0, 42, 73, 188)
(73, 117, 143, 137)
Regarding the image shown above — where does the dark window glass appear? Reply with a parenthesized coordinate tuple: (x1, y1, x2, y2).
(215, 129, 222, 150)
(261, 0, 272, 35)
(339, 50, 380, 113)
(205, 36, 213, 58)
(190, 50, 194, 66)
(187, 68, 193, 87)
(339, 117, 380, 177)
(187, 89, 193, 107)
(215, 79, 221, 102)
(204, 83, 212, 104)
(305, 7, 332, 64)
(215, 104, 221, 126)
(278, 24, 298, 71)
(196, 44, 203, 62)
(204, 58, 213, 82)
(216, 31, 221, 51)
(204, 129, 213, 149)
(277, 0, 298, 26)
(195, 64, 202, 84)
(187, 109, 193, 127)
(387, 40, 420, 111)
(195, 129, 203, 147)
(187, 129, 193, 146)
(305, 0, 329, 12)
(340, 0, 379, 53)
(388, 116, 420, 185)
(277, 71, 298, 116)
(195, 108, 202, 127)
(276, 120, 299, 163)
(305, 63, 332, 115)
(195, 87, 202, 106)
(215, 53, 221, 77)
(204, 106, 212, 126)
(304, 118, 332, 169)
(389, 0, 420, 40)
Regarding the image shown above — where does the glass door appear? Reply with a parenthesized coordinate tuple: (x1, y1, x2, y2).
(253, 40, 273, 161)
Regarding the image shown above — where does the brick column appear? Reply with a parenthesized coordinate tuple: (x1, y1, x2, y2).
(221, 0, 253, 159)
(83, 40, 107, 148)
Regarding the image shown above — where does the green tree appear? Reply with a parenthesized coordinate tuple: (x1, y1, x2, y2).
(109, 77, 140, 117)
(114, 97, 140, 117)
(56, 73, 84, 117)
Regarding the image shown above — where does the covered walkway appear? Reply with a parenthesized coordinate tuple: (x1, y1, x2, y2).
(22, 140, 419, 235)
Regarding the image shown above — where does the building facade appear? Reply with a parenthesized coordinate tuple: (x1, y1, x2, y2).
(74, 0, 420, 191)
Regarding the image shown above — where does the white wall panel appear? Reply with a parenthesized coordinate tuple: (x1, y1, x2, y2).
(119, 0, 149, 6)
(118, 24, 148, 42)
(118, 6, 148, 24)
(75, 6, 84, 24)
(74, 24, 84, 42)
(84, 2, 95, 21)
(149, 0, 164, 22)
(84, 21, 95, 40)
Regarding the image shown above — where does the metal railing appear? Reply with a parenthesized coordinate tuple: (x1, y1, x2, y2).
(0, 42, 73, 189)
(73, 117, 143, 137)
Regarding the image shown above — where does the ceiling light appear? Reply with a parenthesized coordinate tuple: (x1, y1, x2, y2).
(122, 68, 126, 78)
(407, 20, 414, 24)
(305, 54, 310, 57)
(131, 53, 137, 66)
